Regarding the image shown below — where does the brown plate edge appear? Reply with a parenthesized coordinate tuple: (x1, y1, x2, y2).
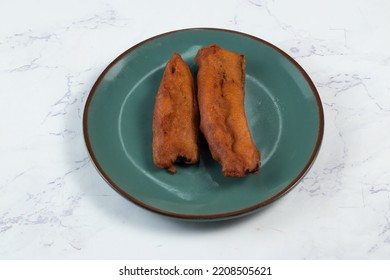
(82, 27, 325, 221)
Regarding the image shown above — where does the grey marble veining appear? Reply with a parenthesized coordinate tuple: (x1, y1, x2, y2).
(0, 0, 390, 259)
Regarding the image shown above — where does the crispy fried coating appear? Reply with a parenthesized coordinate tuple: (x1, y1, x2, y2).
(195, 44, 260, 177)
(152, 53, 199, 173)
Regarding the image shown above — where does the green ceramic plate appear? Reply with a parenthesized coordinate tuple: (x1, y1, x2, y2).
(83, 28, 324, 221)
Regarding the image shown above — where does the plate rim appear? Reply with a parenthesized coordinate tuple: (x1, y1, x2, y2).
(83, 27, 325, 221)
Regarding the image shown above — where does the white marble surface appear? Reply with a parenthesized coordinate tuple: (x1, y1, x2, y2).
(1, 0, 390, 259)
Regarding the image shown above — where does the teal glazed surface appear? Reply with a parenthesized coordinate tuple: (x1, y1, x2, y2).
(83, 28, 324, 221)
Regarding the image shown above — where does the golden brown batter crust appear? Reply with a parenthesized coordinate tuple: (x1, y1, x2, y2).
(195, 44, 260, 177)
(152, 53, 199, 173)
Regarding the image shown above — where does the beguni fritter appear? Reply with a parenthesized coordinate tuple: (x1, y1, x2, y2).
(195, 44, 260, 177)
(152, 53, 199, 173)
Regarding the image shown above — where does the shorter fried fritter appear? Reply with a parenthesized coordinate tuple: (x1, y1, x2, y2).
(152, 53, 199, 173)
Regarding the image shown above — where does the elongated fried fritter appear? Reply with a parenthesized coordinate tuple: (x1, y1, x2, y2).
(195, 44, 260, 177)
(152, 53, 199, 173)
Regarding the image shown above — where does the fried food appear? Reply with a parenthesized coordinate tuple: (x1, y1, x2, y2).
(195, 44, 260, 177)
(152, 53, 199, 173)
